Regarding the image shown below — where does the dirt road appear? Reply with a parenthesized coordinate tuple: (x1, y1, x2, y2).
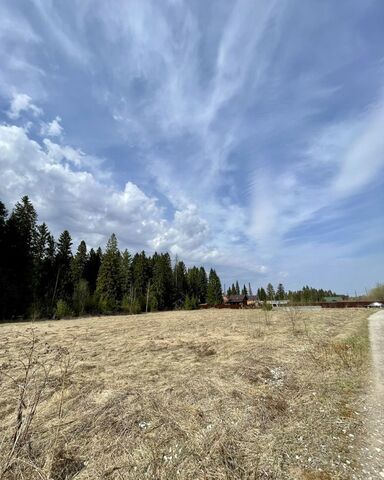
(360, 310, 384, 478)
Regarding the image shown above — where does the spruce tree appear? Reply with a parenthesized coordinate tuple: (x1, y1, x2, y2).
(96, 233, 122, 311)
(198, 267, 208, 303)
(276, 283, 285, 300)
(235, 281, 240, 295)
(3, 196, 38, 317)
(72, 240, 88, 284)
(152, 253, 173, 310)
(85, 248, 101, 293)
(55, 230, 73, 305)
(173, 260, 187, 306)
(266, 283, 275, 300)
(258, 287, 267, 301)
(207, 269, 222, 305)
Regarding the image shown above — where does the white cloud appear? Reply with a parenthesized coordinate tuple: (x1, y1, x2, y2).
(249, 91, 384, 250)
(0, 123, 216, 261)
(7, 92, 43, 119)
(40, 116, 63, 137)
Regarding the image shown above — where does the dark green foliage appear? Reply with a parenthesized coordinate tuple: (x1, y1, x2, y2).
(235, 281, 240, 295)
(266, 283, 275, 300)
(258, 287, 267, 301)
(121, 249, 132, 297)
(55, 230, 73, 303)
(72, 240, 88, 284)
(2, 196, 37, 318)
(173, 259, 187, 306)
(73, 279, 90, 315)
(152, 253, 173, 310)
(241, 284, 248, 295)
(184, 294, 198, 310)
(84, 247, 101, 293)
(207, 269, 222, 305)
(276, 283, 286, 300)
(96, 234, 122, 311)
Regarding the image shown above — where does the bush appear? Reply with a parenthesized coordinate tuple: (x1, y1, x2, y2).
(121, 295, 142, 314)
(184, 294, 198, 310)
(55, 300, 72, 319)
(72, 279, 90, 316)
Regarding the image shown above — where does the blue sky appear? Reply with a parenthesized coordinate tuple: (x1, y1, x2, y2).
(0, 0, 383, 294)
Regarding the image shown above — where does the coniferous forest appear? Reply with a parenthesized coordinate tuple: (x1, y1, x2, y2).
(0, 196, 223, 320)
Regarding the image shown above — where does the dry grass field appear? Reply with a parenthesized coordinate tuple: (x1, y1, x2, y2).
(0, 308, 371, 480)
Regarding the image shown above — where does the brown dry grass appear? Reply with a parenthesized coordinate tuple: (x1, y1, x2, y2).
(0, 308, 370, 479)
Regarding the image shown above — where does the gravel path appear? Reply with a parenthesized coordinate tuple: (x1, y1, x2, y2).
(359, 310, 384, 479)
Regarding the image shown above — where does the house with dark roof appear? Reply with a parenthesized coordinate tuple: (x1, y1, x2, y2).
(226, 294, 248, 306)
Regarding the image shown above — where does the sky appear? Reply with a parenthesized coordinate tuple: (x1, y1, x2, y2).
(0, 0, 383, 295)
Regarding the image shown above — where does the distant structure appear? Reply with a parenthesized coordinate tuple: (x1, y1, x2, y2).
(247, 295, 258, 307)
(266, 300, 289, 307)
(225, 294, 248, 307)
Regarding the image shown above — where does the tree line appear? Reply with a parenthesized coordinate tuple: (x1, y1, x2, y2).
(0, 196, 223, 320)
(227, 281, 337, 303)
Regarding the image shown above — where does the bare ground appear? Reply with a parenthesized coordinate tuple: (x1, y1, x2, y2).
(357, 310, 384, 479)
(0, 308, 372, 479)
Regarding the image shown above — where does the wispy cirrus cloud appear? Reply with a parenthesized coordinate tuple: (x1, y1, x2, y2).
(0, 0, 384, 292)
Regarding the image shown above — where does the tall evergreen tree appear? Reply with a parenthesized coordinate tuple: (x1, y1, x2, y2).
(0, 202, 8, 319)
(72, 240, 88, 284)
(241, 284, 248, 295)
(96, 233, 122, 311)
(266, 283, 275, 300)
(152, 253, 173, 310)
(84, 247, 102, 293)
(173, 260, 187, 305)
(276, 283, 285, 300)
(235, 281, 240, 295)
(54, 230, 73, 304)
(207, 269, 222, 305)
(121, 249, 132, 297)
(258, 287, 267, 301)
(198, 267, 208, 303)
(3, 196, 38, 317)
(34, 223, 56, 316)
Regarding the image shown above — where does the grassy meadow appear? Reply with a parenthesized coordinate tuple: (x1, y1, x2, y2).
(0, 308, 370, 479)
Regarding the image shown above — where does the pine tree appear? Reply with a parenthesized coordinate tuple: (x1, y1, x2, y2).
(3, 196, 38, 318)
(132, 251, 151, 306)
(152, 253, 173, 310)
(198, 267, 208, 303)
(276, 283, 285, 300)
(248, 282, 253, 296)
(72, 240, 88, 284)
(55, 230, 73, 305)
(121, 249, 132, 297)
(96, 234, 122, 311)
(266, 283, 275, 300)
(0, 202, 8, 319)
(174, 260, 187, 306)
(85, 247, 102, 293)
(235, 281, 240, 295)
(34, 223, 56, 316)
(241, 284, 248, 295)
(258, 287, 267, 301)
(207, 269, 222, 305)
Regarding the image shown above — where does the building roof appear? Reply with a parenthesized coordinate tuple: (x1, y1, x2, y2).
(247, 295, 258, 301)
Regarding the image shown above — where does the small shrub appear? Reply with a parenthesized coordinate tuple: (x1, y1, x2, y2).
(56, 300, 72, 319)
